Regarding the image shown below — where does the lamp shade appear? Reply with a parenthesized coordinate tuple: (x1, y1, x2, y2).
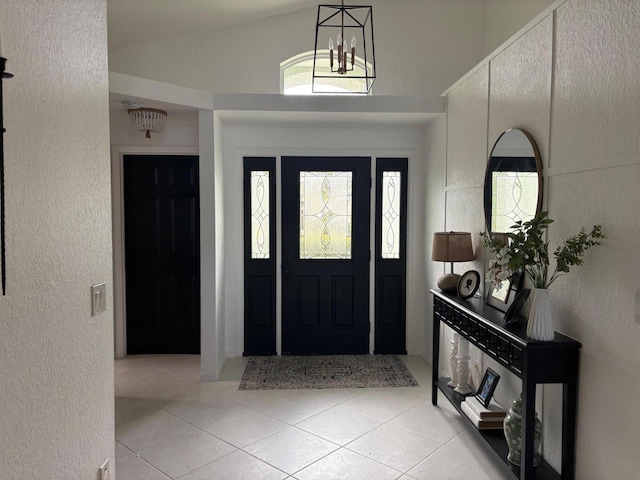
(431, 232, 474, 262)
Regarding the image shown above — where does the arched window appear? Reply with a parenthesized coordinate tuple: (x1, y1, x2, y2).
(280, 51, 373, 95)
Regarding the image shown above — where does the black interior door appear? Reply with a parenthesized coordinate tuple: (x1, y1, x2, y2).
(124, 155, 200, 354)
(281, 156, 370, 355)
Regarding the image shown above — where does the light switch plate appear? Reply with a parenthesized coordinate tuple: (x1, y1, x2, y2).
(91, 283, 107, 316)
(98, 459, 110, 480)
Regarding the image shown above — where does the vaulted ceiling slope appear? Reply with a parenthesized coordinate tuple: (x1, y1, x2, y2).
(107, 0, 323, 49)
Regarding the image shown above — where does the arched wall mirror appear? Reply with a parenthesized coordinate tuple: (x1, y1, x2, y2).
(484, 128, 543, 235)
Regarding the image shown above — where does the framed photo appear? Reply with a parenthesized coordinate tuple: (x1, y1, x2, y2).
(476, 368, 500, 408)
(457, 270, 480, 299)
(504, 288, 531, 325)
(486, 270, 523, 313)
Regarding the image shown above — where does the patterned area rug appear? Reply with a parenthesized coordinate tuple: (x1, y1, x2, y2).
(239, 355, 419, 390)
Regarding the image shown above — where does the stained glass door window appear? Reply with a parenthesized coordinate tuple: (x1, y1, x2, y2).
(491, 171, 538, 233)
(250, 171, 270, 259)
(299, 171, 353, 259)
(381, 171, 401, 259)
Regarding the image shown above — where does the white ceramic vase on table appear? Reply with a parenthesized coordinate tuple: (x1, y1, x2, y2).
(526, 288, 555, 341)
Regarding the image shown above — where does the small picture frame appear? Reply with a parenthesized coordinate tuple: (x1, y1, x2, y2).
(476, 368, 500, 408)
(486, 270, 523, 313)
(490, 280, 510, 303)
(504, 288, 531, 325)
(457, 270, 480, 299)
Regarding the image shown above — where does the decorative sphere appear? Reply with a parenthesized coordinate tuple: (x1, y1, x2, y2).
(437, 273, 460, 294)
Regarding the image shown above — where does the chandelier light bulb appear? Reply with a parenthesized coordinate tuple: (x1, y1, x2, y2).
(329, 37, 334, 67)
(351, 35, 356, 66)
(342, 40, 348, 73)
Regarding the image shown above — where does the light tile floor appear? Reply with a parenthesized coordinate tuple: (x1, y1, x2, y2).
(115, 355, 513, 480)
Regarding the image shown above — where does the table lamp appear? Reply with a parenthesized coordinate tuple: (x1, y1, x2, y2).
(431, 232, 474, 293)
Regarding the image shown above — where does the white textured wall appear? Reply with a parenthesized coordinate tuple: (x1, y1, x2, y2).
(547, 1, 640, 476)
(442, 0, 639, 478)
(0, 1, 114, 479)
(488, 16, 552, 164)
(108, 0, 486, 98)
(423, 116, 447, 360)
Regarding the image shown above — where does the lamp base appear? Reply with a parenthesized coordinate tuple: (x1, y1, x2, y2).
(437, 273, 461, 294)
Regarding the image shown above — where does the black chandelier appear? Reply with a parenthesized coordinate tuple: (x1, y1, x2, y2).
(312, 1, 376, 94)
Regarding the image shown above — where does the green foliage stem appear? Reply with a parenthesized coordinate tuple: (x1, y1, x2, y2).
(481, 212, 606, 289)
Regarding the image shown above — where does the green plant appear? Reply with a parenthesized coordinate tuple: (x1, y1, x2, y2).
(481, 212, 605, 289)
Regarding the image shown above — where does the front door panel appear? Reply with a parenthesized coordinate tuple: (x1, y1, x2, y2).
(281, 156, 370, 354)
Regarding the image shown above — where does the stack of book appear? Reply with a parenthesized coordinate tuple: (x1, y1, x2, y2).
(461, 396, 507, 430)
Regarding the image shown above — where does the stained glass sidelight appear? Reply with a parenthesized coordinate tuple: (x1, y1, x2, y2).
(251, 171, 270, 259)
(381, 171, 401, 259)
(299, 171, 352, 259)
(491, 171, 538, 233)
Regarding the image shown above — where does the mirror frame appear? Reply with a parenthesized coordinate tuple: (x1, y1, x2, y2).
(483, 128, 543, 235)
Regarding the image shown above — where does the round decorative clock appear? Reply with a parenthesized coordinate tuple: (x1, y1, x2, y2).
(457, 270, 480, 299)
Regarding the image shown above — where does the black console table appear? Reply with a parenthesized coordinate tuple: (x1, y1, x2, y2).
(430, 289, 581, 480)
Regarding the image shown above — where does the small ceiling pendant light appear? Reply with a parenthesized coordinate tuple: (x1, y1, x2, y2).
(312, 0, 376, 94)
(128, 107, 167, 138)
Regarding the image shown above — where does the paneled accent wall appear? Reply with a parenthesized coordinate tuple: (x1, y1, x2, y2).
(439, 1, 639, 478)
(488, 16, 552, 164)
(446, 66, 489, 189)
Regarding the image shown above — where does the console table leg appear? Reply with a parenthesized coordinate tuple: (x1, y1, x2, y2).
(561, 378, 578, 479)
(432, 312, 440, 406)
(522, 382, 536, 480)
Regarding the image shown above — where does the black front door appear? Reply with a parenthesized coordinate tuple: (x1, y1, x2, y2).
(124, 155, 200, 354)
(281, 156, 371, 355)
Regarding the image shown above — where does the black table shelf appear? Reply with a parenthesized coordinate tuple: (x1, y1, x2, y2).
(436, 377, 560, 480)
(431, 290, 581, 480)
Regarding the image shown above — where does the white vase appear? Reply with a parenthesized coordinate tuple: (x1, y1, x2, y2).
(526, 288, 555, 341)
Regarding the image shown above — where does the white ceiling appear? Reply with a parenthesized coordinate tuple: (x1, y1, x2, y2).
(107, 0, 323, 50)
